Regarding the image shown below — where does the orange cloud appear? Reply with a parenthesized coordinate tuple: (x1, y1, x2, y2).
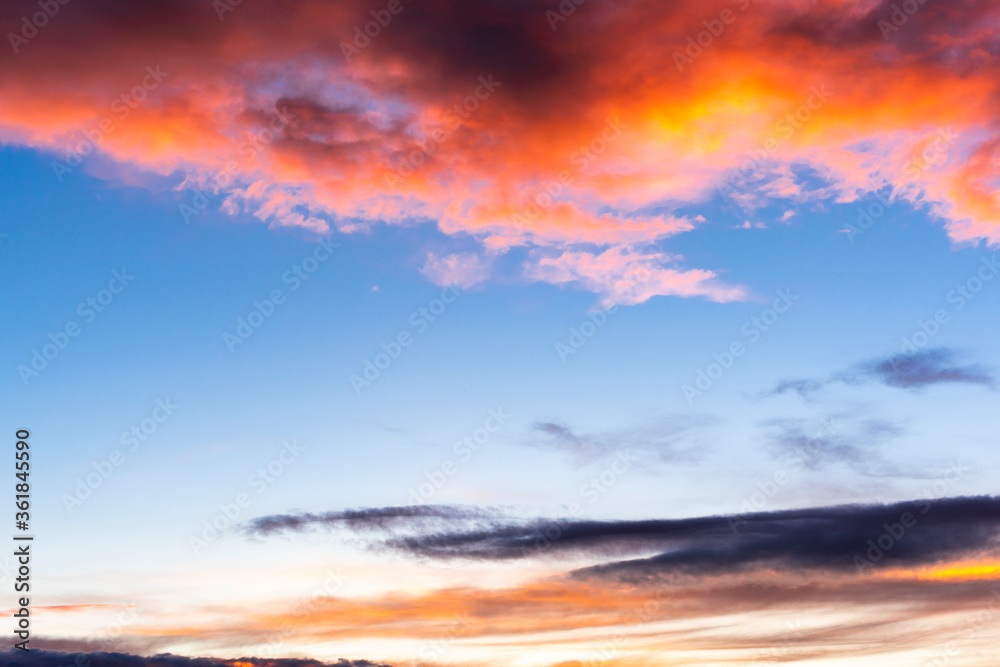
(37, 604, 132, 613)
(113, 564, 1000, 666)
(884, 559, 1000, 581)
(1, 0, 999, 303)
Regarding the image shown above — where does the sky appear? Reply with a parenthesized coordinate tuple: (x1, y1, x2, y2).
(1, 0, 999, 665)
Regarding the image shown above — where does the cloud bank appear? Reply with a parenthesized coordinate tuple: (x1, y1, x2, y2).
(245, 496, 1000, 578)
(3, 0, 1000, 303)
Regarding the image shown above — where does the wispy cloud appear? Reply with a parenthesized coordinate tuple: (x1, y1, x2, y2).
(761, 416, 915, 477)
(769, 348, 994, 397)
(527, 416, 709, 465)
(4, 650, 391, 667)
(243, 505, 497, 537)
(865, 349, 994, 389)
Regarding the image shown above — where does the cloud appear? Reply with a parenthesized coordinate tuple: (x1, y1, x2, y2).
(419, 251, 491, 288)
(1, 651, 391, 667)
(242, 504, 496, 537)
(525, 246, 746, 307)
(242, 497, 1000, 580)
(92, 575, 1000, 652)
(761, 416, 911, 477)
(32, 639, 173, 657)
(393, 497, 1000, 577)
(66, 575, 1000, 666)
(769, 348, 995, 397)
(118, 498, 1000, 664)
(768, 378, 826, 397)
(3, 0, 1000, 303)
(865, 348, 994, 389)
(528, 416, 708, 465)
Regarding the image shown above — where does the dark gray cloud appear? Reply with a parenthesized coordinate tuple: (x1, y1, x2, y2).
(245, 497, 1000, 580)
(865, 349, 993, 389)
(243, 505, 496, 537)
(770, 0, 1000, 68)
(381, 497, 1000, 578)
(31, 638, 173, 656)
(0, 650, 390, 667)
(769, 348, 994, 397)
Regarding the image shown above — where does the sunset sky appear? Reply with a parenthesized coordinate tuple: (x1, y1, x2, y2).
(2, 0, 1000, 665)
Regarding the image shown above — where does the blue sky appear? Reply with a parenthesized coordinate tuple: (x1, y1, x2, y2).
(5, 142, 998, 544)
